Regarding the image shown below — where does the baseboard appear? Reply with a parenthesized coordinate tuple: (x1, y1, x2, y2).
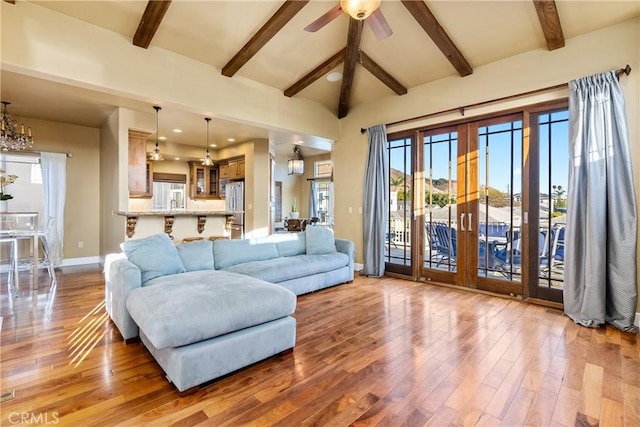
(61, 256, 101, 267)
(354, 263, 363, 272)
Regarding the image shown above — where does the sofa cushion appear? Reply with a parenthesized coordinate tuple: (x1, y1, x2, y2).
(223, 253, 349, 283)
(126, 270, 296, 349)
(122, 233, 185, 284)
(176, 240, 214, 272)
(305, 225, 337, 255)
(271, 232, 306, 257)
(213, 239, 278, 269)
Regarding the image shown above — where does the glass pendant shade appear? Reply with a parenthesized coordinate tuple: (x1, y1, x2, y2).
(149, 106, 164, 161)
(202, 117, 213, 166)
(288, 146, 304, 175)
(340, 0, 381, 20)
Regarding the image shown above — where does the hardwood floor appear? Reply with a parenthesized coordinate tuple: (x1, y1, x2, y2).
(1, 266, 639, 426)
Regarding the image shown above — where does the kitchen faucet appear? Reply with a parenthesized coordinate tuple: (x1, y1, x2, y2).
(170, 199, 178, 210)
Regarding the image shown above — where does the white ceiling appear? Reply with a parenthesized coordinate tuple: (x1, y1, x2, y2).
(2, 1, 638, 155)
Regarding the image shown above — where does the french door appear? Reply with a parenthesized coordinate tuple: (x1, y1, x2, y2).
(420, 115, 524, 296)
(387, 101, 568, 302)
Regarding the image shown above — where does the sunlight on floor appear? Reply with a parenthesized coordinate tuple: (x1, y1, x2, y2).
(67, 299, 109, 367)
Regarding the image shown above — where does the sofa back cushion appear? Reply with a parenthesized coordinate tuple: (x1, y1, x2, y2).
(122, 233, 185, 284)
(272, 232, 306, 257)
(213, 239, 279, 269)
(305, 225, 337, 255)
(176, 240, 214, 271)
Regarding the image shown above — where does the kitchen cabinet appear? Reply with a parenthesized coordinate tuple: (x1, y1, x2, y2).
(219, 163, 229, 179)
(188, 161, 219, 199)
(128, 130, 153, 198)
(228, 158, 245, 179)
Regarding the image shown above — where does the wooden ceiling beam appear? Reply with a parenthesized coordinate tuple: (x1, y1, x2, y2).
(533, 0, 565, 50)
(285, 48, 346, 97)
(358, 51, 407, 96)
(400, 0, 472, 77)
(222, 0, 309, 77)
(338, 19, 364, 119)
(133, 0, 172, 49)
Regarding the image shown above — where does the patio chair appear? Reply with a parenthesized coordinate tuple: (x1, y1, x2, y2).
(427, 222, 457, 266)
(385, 232, 398, 248)
(494, 229, 550, 274)
(427, 221, 501, 270)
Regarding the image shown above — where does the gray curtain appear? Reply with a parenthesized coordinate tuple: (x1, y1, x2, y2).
(308, 181, 318, 218)
(362, 124, 389, 277)
(564, 70, 638, 332)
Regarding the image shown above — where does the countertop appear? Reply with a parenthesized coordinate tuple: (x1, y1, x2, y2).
(114, 210, 240, 216)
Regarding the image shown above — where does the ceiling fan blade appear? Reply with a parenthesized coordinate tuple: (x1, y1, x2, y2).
(304, 4, 343, 32)
(368, 8, 393, 40)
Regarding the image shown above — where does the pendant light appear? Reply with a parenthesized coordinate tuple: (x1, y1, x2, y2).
(288, 145, 304, 175)
(149, 105, 164, 161)
(202, 117, 213, 166)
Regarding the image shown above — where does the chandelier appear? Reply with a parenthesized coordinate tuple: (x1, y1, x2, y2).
(1, 101, 34, 152)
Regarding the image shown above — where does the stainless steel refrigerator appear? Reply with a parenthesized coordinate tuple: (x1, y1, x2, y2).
(225, 181, 244, 239)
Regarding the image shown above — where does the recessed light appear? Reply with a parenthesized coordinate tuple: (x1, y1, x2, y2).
(297, 140, 304, 144)
(158, 136, 167, 140)
(227, 138, 236, 142)
(173, 129, 182, 133)
(327, 72, 342, 82)
(209, 144, 217, 148)
(174, 157, 180, 160)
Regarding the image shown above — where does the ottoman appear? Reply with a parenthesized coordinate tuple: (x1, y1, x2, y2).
(126, 270, 297, 392)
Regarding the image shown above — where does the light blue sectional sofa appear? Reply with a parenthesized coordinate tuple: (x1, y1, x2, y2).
(104, 227, 355, 392)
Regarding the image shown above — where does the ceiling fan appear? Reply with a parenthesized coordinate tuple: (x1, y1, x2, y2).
(305, 0, 393, 40)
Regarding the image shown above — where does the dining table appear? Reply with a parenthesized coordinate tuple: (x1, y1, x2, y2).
(0, 211, 40, 289)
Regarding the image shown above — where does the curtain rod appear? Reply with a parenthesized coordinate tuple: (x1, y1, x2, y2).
(360, 64, 632, 134)
(1, 149, 73, 158)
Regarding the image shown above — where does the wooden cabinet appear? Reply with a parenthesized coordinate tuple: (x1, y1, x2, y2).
(228, 158, 245, 179)
(219, 163, 229, 179)
(128, 130, 153, 198)
(188, 161, 218, 199)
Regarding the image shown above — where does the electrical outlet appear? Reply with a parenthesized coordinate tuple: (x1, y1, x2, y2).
(78, 241, 84, 249)
(348, 207, 353, 214)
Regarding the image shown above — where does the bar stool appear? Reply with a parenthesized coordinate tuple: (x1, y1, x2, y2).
(1, 237, 19, 292)
(182, 237, 205, 243)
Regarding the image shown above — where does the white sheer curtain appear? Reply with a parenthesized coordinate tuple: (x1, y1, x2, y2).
(564, 70, 637, 332)
(362, 124, 389, 277)
(41, 152, 66, 266)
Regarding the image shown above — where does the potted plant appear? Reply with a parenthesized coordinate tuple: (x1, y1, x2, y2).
(290, 197, 299, 219)
(0, 169, 18, 212)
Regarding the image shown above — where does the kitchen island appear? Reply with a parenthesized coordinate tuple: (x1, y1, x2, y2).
(114, 210, 237, 241)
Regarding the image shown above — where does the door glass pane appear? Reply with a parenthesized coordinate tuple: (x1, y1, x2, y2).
(423, 131, 457, 272)
(537, 110, 568, 290)
(387, 136, 412, 268)
(477, 120, 523, 280)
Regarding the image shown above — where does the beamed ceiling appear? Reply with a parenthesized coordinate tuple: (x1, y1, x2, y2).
(1, 1, 638, 150)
